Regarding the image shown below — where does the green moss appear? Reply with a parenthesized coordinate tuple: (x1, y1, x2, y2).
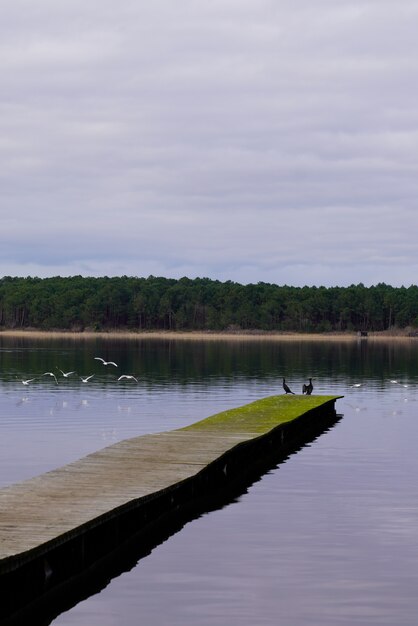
(181, 394, 341, 435)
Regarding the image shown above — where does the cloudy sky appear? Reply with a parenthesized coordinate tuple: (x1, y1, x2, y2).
(1, 1, 418, 287)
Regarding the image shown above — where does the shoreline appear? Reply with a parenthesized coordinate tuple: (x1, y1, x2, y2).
(0, 329, 416, 341)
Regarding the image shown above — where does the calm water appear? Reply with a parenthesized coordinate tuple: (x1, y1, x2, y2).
(1, 335, 418, 625)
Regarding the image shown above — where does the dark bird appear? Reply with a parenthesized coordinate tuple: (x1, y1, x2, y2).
(283, 377, 295, 394)
(303, 378, 313, 395)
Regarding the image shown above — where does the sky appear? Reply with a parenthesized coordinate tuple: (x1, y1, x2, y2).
(1, 0, 418, 288)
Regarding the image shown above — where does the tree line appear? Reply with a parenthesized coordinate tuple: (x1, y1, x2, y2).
(0, 275, 417, 332)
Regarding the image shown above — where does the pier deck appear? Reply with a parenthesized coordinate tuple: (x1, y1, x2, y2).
(0, 394, 341, 623)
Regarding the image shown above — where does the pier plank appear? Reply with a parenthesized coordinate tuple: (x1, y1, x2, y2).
(0, 395, 339, 567)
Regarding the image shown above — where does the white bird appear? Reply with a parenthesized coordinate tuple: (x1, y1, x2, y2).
(21, 378, 36, 385)
(57, 368, 76, 378)
(389, 379, 399, 384)
(42, 372, 58, 384)
(118, 375, 138, 382)
(94, 357, 118, 367)
(350, 383, 363, 388)
(80, 375, 95, 383)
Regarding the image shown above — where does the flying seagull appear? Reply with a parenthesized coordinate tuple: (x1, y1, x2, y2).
(42, 372, 58, 384)
(118, 375, 138, 382)
(57, 368, 76, 378)
(80, 375, 95, 383)
(94, 357, 118, 367)
(21, 378, 36, 385)
(282, 378, 295, 395)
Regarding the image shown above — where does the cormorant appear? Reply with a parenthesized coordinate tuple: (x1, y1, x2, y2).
(302, 378, 313, 395)
(283, 377, 295, 394)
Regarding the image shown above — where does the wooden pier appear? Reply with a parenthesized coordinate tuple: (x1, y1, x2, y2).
(0, 394, 341, 624)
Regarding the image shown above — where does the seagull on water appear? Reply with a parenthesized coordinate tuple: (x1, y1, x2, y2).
(350, 383, 363, 388)
(282, 378, 295, 395)
(42, 372, 58, 384)
(80, 375, 95, 383)
(118, 375, 138, 382)
(94, 357, 118, 367)
(388, 379, 409, 387)
(57, 368, 76, 378)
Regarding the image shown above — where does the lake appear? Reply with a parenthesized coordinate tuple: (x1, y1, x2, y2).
(1, 333, 418, 625)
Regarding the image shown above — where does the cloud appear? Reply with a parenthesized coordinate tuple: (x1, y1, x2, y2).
(1, 1, 418, 286)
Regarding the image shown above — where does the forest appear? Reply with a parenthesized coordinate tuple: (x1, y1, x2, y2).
(0, 275, 417, 333)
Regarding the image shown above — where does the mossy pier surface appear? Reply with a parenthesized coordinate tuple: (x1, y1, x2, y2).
(184, 394, 338, 433)
(0, 394, 341, 624)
